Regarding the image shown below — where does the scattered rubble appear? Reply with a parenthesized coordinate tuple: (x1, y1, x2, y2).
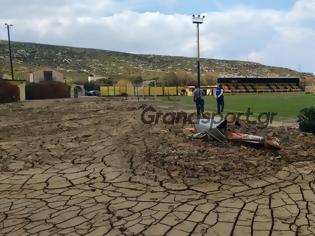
(138, 107, 315, 181)
(192, 119, 281, 149)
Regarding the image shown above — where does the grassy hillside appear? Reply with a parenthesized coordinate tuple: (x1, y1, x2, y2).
(0, 40, 303, 84)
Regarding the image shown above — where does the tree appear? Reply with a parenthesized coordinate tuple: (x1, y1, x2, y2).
(129, 75, 143, 86)
(104, 80, 114, 86)
(160, 72, 179, 86)
(84, 81, 100, 91)
(116, 79, 134, 87)
(175, 70, 194, 86)
(202, 72, 220, 86)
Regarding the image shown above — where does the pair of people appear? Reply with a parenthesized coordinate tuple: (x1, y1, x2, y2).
(193, 84, 224, 115)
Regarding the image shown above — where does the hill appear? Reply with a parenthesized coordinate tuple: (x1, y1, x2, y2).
(0, 40, 304, 84)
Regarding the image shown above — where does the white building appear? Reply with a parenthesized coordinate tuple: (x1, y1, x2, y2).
(29, 67, 65, 83)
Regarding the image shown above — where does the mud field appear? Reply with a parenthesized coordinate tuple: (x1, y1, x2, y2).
(0, 98, 315, 236)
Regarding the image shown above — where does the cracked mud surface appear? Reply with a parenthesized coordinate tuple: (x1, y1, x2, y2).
(0, 98, 315, 236)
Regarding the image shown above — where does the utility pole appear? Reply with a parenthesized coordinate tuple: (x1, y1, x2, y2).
(5, 23, 14, 80)
(192, 15, 205, 89)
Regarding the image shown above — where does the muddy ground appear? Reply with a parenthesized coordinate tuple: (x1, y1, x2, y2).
(1, 98, 315, 235)
(0, 98, 314, 182)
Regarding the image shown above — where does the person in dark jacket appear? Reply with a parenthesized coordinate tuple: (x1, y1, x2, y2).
(214, 84, 224, 114)
(193, 87, 205, 116)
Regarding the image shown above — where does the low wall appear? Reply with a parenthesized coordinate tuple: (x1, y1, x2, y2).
(100, 86, 187, 97)
(0, 80, 20, 103)
(6, 80, 26, 101)
(26, 81, 70, 100)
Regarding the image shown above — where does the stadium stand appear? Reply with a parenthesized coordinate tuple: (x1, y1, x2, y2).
(218, 77, 302, 93)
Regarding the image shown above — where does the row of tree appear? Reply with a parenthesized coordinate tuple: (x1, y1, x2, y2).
(84, 70, 219, 89)
(156, 71, 219, 86)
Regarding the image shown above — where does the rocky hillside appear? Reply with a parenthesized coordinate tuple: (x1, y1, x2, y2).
(0, 40, 304, 84)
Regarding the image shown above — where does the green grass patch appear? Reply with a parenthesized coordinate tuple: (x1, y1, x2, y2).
(158, 93, 315, 120)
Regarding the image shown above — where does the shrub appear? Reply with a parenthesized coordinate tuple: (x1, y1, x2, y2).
(84, 82, 100, 91)
(158, 71, 195, 86)
(298, 107, 315, 134)
(202, 72, 220, 86)
(129, 76, 143, 86)
(0, 80, 20, 103)
(26, 81, 70, 99)
(160, 72, 179, 86)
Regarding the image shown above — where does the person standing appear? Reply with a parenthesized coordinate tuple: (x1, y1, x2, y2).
(215, 84, 224, 114)
(193, 87, 205, 116)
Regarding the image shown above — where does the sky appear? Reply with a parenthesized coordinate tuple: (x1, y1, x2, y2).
(0, 0, 315, 73)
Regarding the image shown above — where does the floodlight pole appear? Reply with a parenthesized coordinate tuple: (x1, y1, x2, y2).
(192, 15, 205, 89)
(5, 23, 14, 80)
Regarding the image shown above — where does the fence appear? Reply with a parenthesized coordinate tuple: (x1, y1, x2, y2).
(100, 86, 189, 97)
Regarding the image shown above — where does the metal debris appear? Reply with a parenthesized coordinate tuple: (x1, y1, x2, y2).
(192, 119, 281, 150)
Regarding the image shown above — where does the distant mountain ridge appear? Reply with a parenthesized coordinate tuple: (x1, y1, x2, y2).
(0, 40, 305, 84)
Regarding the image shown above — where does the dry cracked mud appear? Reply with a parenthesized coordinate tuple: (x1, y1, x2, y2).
(0, 98, 315, 236)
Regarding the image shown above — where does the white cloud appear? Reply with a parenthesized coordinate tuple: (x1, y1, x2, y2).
(0, 0, 315, 73)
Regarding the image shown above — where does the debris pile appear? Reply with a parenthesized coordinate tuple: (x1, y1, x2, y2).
(192, 119, 281, 150)
(142, 115, 315, 181)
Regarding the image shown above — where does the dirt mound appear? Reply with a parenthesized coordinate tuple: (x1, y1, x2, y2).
(127, 105, 315, 182)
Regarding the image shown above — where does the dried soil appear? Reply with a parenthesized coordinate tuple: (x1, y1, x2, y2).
(0, 98, 314, 182)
